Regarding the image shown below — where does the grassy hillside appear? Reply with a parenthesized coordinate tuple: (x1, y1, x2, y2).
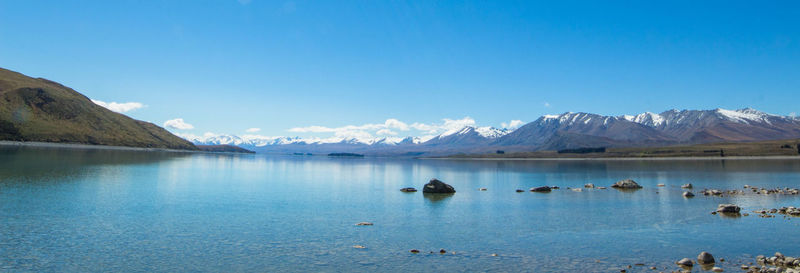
(0, 68, 197, 150)
(448, 139, 800, 159)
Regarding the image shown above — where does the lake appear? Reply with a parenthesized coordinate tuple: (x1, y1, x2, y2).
(1, 146, 799, 272)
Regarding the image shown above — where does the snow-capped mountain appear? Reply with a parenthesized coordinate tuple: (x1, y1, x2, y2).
(496, 108, 800, 150)
(184, 108, 800, 155)
(186, 126, 507, 148)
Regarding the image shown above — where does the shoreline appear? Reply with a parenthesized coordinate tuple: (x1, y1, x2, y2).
(425, 155, 800, 161)
(0, 140, 199, 153)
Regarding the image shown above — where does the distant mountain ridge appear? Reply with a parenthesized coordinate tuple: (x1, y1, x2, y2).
(187, 108, 800, 156)
(0, 68, 197, 150)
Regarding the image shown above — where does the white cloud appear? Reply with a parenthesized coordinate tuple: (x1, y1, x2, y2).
(286, 116, 483, 141)
(163, 118, 194, 130)
(91, 99, 144, 113)
(246, 128, 261, 133)
(288, 118, 409, 134)
(334, 130, 373, 140)
(441, 117, 476, 131)
(501, 120, 525, 129)
(376, 129, 398, 136)
(544, 102, 551, 108)
(790, 112, 797, 117)
(384, 119, 409, 131)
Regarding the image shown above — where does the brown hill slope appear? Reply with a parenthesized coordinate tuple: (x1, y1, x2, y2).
(0, 68, 197, 150)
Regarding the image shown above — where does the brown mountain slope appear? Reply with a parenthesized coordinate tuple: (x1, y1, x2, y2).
(0, 67, 197, 150)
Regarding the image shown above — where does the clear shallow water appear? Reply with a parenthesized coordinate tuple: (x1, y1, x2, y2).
(1, 146, 800, 272)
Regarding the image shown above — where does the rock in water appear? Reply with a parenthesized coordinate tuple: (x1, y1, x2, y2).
(584, 183, 595, 188)
(611, 179, 643, 189)
(423, 179, 456, 194)
(681, 183, 693, 189)
(716, 204, 741, 214)
(515, 189, 524, 192)
(676, 258, 694, 267)
(698, 251, 716, 264)
(711, 266, 723, 272)
(355, 222, 374, 226)
(683, 191, 695, 198)
(400, 187, 417, 192)
(530, 186, 552, 192)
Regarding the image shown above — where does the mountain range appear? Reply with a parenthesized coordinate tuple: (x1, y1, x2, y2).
(188, 108, 800, 156)
(3, 67, 798, 156)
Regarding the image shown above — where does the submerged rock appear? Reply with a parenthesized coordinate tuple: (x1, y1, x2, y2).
(698, 251, 716, 264)
(530, 186, 552, 192)
(611, 179, 643, 189)
(423, 179, 456, 194)
(400, 187, 417, 192)
(515, 189, 524, 193)
(717, 204, 741, 214)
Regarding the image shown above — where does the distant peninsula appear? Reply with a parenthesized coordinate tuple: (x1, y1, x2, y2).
(0, 67, 197, 150)
(196, 145, 255, 154)
(328, 152, 364, 157)
(442, 138, 800, 159)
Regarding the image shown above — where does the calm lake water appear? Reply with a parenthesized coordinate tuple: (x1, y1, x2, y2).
(1, 146, 799, 272)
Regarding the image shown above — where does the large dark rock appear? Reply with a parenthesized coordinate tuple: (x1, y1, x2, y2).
(423, 179, 456, 194)
(611, 179, 643, 189)
(530, 186, 552, 192)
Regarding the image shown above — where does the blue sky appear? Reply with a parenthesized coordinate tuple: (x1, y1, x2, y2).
(1, 1, 798, 139)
